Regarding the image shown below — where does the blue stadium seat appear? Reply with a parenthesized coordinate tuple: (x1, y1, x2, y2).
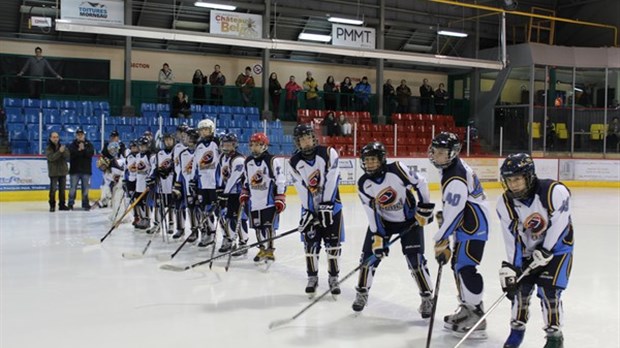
(231, 106, 245, 114)
(238, 143, 249, 155)
(217, 119, 231, 129)
(23, 99, 41, 108)
(5, 107, 23, 123)
(44, 110, 61, 125)
(78, 101, 93, 116)
(28, 128, 40, 141)
(218, 114, 232, 123)
(232, 114, 246, 122)
(59, 100, 76, 110)
(41, 99, 58, 109)
(94, 101, 110, 111)
(6, 123, 24, 133)
(191, 104, 202, 113)
(10, 130, 28, 141)
(3, 98, 22, 108)
(245, 107, 259, 115)
(216, 105, 231, 114)
(281, 143, 296, 154)
(268, 121, 282, 129)
(202, 105, 217, 114)
(246, 114, 260, 122)
(142, 111, 158, 120)
(59, 109, 75, 121)
(10, 141, 30, 154)
(157, 104, 170, 112)
(115, 125, 133, 134)
(45, 124, 62, 133)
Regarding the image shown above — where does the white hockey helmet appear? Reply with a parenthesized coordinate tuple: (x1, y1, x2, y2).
(197, 118, 216, 133)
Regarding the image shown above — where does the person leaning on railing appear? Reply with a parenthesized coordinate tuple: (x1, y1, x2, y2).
(17, 46, 62, 99)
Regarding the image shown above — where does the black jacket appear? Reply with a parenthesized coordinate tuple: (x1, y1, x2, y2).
(68, 139, 95, 175)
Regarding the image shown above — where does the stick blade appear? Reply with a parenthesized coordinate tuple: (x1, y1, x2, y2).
(83, 237, 102, 245)
(268, 318, 293, 330)
(121, 252, 144, 260)
(159, 264, 189, 272)
(155, 254, 173, 262)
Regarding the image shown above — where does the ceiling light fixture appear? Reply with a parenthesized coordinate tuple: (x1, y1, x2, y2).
(298, 33, 332, 42)
(328, 17, 364, 26)
(194, 2, 236, 11)
(438, 30, 468, 38)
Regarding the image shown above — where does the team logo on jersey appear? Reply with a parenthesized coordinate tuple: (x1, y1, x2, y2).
(524, 212, 547, 239)
(199, 151, 215, 169)
(128, 162, 137, 173)
(136, 160, 149, 174)
(250, 169, 267, 190)
(307, 169, 321, 195)
(160, 158, 173, 170)
(183, 160, 193, 175)
(376, 187, 399, 209)
(222, 165, 231, 180)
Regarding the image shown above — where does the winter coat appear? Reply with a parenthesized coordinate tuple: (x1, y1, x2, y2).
(68, 139, 95, 175)
(46, 141, 69, 177)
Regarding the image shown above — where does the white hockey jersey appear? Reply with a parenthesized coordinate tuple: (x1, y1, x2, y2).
(193, 138, 220, 189)
(177, 148, 195, 195)
(218, 152, 245, 195)
(173, 142, 187, 178)
(149, 148, 174, 194)
(243, 153, 286, 212)
(135, 152, 152, 193)
(125, 152, 138, 182)
(357, 161, 431, 235)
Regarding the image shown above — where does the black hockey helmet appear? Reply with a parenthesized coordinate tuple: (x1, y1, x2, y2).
(360, 141, 387, 177)
(162, 133, 175, 150)
(176, 123, 189, 133)
(500, 153, 537, 199)
(293, 123, 317, 158)
(185, 128, 200, 146)
(138, 136, 150, 153)
(428, 132, 461, 169)
(220, 132, 239, 155)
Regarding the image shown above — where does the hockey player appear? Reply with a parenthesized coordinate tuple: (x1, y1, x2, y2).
(352, 141, 436, 316)
(497, 153, 572, 348)
(428, 132, 489, 338)
(191, 119, 220, 248)
(96, 142, 126, 221)
(289, 124, 344, 298)
(134, 136, 153, 230)
(239, 132, 286, 265)
(124, 140, 140, 226)
(216, 132, 249, 254)
(173, 129, 199, 241)
(172, 124, 189, 238)
(145, 133, 175, 235)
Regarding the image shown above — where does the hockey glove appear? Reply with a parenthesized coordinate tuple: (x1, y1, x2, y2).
(216, 190, 228, 209)
(298, 210, 315, 234)
(371, 233, 389, 259)
(188, 180, 198, 197)
(499, 261, 521, 299)
(275, 194, 286, 213)
(415, 202, 435, 227)
(434, 239, 451, 265)
(239, 188, 250, 206)
(157, 166, 171, 179)
(172, 182, 183, 199)
(122, 179, 128, 193)
(529, 248, 553, 273)
(146, 177, 156, 190)
(317, 202, 335, 228)
(435, 211, 444, 228)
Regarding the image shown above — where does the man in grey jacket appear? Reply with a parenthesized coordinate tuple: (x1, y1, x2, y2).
(17, 47, 62, 99)
(157, 63, 174, 103)
(46, 131, 70, 212)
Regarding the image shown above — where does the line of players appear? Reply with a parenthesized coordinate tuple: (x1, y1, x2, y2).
(97, 121, 571, 348)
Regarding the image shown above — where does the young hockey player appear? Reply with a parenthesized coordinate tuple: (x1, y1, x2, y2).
(353, 141, 436, 316)
(145, 133, 175, 235)
(216, 132, 249, 254)
(191, 119, 220, 248)
(497, 153, 572, 348)
(96, 142, 126, 222)
(239, 132, 286, 266)
(134, 136, 153, 230)
(124, 140, 140, 226)
(428, 132, 489, 338)
(289, 124, 344, 298)
(173, 129, 199, 241)
(172, 124, 189, 239)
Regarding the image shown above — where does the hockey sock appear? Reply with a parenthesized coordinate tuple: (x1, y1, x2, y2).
(326, 245, 341, 276)
(406, 253, 434, 295)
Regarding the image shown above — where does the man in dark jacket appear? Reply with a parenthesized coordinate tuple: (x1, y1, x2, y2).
(46, 131, 70, 212)
(68, 128, 95, 210)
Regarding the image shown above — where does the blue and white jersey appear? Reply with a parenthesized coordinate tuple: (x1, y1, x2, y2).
(289, 146, 342, 215)
(149, 148, 174, 194)
(177, 148, 195, 195)
(243, 153, 286, 212)
(434, 158, 490, 243)
(357, 161, 431, 235)
(193, 137, 220, 189)
(173, 142, 187, 178)
(218, 151, 245, 195)
(135, 152, 152, 193)
(125, 152, 138, 182)
(496, 179, 574, 268)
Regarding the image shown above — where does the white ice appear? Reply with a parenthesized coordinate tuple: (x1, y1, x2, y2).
(1, 188, 619, 348)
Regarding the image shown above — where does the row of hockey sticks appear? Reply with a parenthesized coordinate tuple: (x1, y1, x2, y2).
(224, 203, 245, 272)
(452, 265, 533, 348)
(425, 263, 443, 348)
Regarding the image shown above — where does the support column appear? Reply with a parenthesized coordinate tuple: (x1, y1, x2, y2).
(376, 0, 385, 123)
(262, 0, 271, 116)
(124, 0, 133, 114)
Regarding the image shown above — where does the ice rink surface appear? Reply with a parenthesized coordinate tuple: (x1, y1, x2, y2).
(1, 187, 619, 348)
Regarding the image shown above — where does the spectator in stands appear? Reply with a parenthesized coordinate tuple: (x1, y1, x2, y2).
(46, 131, 70, 212)
(419, 78, 434, 114)
(268, 72, 282, 120)
(171, 91, 191, 118)
(303, 71, 320, 110)
(102, 130, 126, 158)
(17, 47, 62, 99)
(68, 128, 94, 211)
(192, 69, 207, 105)
(396, 79, 412, 113)
(323, 111, 340, 137)
(209, 64, 226, 105)
(606, 116, 620, 151)
(338, 114, 352, 136)
(285, 75, 302, 120)
(545, 116, 556, 149)
(383, 79, 396, 117)
(354, 76, 371, 112)
(323, 75, 338, 111)
(340, 77, 354, 111)
(157, 63, 174, 103)
(235, 66, 255, 107)
(434, 83, 449, 115)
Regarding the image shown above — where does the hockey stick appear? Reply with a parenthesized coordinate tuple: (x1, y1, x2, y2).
(85, 189, 149, 245)
(155, 204, 200, 261)
(453, 266, 534, 348)
(159, 226, 299, 272)
(122, 204, 173, 259)
(208, 209, 224, 270)
(268, 234, 403, 330)
(425, 263, 444, 348)
(225, 203, 245, 272)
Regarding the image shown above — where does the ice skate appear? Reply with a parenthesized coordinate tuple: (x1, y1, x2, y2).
(305, 276, 319, 299)
(145, 222, 160, 234)
(253, 247, 266, 263)
(503, 328, 525, 348)
(418, 294, 433, 319)
(262, 248, 275, 272)
(187, 228, 199, 244)
(135, 218, 150, 230)
(328, 276, 341, 298)
(218, 238, 233, 253)
(232, 241, 248, 257)
(446, 303, 487, 339)
(543, 327, 564, 348)
(197, 232, 215, 248)
(172, 229, 184, 240)
(352, 288, 368, 312)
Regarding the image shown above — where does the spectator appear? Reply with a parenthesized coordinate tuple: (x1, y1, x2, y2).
(303, 71, 320, 110)
(285, 75, 302, 120)
(68, 128, 94, 211)
(209, 64, 226, 105)
(606, 116, 620, 151)
(340, 77, 354, 111)
(434, 83, 449, 115)
(46, 131, 70, 212)
(354, 76, 371, 111)
(157, 63, 174, 103)
(268, 72, 282, 120)
(192, 69, 207, 105)
(235, 66, 255, 107)
(102, 130, 126, 158)
(17, 47, 62, 99)
(545, 116, 556, 149)
(338, 114, 352, 136)
(171, 91, 191, 118)
(383, 79, 396, 117)
(419, 78, 434, 114)
(396, 79, 412, 113)
(323, 75, 338, 111)
(323, 111, 340, 136)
